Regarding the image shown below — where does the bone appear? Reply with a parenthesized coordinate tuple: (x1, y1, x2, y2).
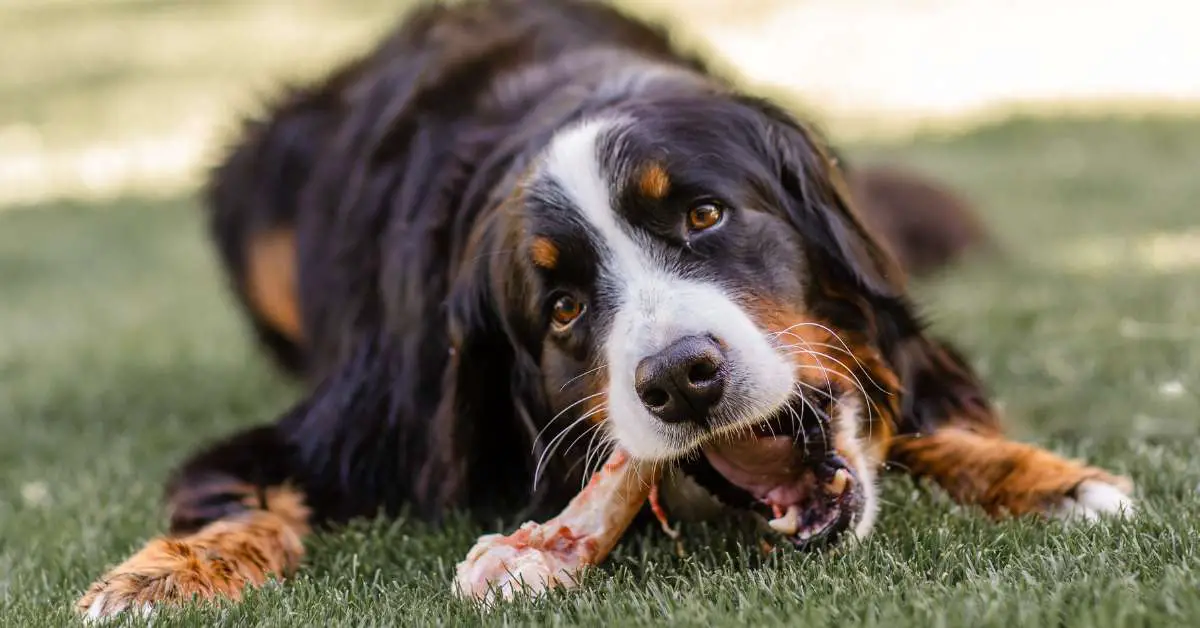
(453, 449, 656, 605)
(767, 505, 802, 536)
(827, 468, 850, 496)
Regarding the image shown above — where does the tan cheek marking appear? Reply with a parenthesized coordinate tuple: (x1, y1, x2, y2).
(246, 228, 303, 342)
(742, 297, 899, 456)
(586, 405, 609, 425)
(530, 237, 560, 270)
(582, 370, 610, 426)
(638, 163, 671, 200)
(741, 297, 853, 389)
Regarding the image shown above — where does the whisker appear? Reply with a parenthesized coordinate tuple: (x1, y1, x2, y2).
(571, 423, 607, 486)
(783, 348, 875, 410)
(783, 401, 806, 450)
(560, 405, 609, 459)
(559, 362, 609, 392)
(781, 358, 862, 393)
(883, 460, 913, 473)
(773, 333, 889, 399)
(778, 335, 840, 450)
(788, 348, 878, 443)
(792, 380, 833, 447)
(777, 340, 876, 394)
(770, 323, 891, 394)
(532, 390, 607, 453)
(533, 406, 604, 489)
(582, 432, 616, 492)
(560, 420, 607, 479)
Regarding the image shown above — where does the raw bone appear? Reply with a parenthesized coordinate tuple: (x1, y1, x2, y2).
(453, 449, 654, 604)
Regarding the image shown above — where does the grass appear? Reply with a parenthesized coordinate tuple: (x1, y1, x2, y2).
(2, 116, 1200, 626)
(3, 1, 1200, 626)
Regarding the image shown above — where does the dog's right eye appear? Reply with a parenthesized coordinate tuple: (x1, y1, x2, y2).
(551, 294, 585, 329)
(687, 201, 725, 232)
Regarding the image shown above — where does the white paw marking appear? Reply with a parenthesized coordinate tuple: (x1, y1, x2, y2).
(83, 592, 121, 623)
(83, 591, 156, 623)
(83, 593, 106, 621)
(1050, 479, 1136, 522)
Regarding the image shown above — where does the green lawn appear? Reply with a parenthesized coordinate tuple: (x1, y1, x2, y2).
(2, 115, 1199, 626)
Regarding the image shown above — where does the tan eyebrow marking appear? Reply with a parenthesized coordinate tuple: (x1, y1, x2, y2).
(530, 236, 560, 269)
(637, 162, 671, 200)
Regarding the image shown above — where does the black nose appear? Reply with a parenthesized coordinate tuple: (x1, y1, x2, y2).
(634, 334, 727, 425)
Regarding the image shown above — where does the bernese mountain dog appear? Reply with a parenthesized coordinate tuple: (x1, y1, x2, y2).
(77, 0, 1134, 617)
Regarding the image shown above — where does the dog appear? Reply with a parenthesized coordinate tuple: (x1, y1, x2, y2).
(77, 0, 1133, 618)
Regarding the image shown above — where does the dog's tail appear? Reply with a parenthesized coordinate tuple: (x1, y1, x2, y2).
(844, 165, 995, 278)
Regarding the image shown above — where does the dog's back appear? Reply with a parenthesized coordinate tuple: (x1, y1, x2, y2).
(207, 1, 991, 383)
(204, 0, 715, 378)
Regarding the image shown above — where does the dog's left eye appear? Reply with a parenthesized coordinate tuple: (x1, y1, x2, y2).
(550, 294, 585, 329)
(687, 201, 724, 232)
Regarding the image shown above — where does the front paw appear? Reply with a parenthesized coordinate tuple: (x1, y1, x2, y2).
(453, 525, 589, 605)
(77, 536, 265, 620)
(77, 508, 305, 620)
(1047, 476, 1136, 522)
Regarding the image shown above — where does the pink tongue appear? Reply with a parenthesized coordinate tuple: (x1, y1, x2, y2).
(702, 436, 813, 506)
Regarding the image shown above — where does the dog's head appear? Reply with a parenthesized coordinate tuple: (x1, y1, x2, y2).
(447, 94, 917, 545)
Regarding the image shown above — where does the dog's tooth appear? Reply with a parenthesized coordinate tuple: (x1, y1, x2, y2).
(827, 468, 850, 496)
(767, 514, 796, 536)
(768, 505, 801, 536)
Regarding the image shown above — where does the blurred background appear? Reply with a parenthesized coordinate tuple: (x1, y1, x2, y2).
(1, 0, 1197, 207)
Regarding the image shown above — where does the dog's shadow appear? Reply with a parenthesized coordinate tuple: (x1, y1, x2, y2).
(299, 508, 834, 607)
(600, 510, 835, 589)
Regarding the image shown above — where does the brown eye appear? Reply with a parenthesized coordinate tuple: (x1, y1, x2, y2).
(551, 295, 585, 328)
(687, 202, 724, 231)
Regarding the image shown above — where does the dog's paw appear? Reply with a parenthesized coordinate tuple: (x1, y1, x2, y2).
(78, 499, 305, 620)
(1047, 477, 1136, 522)
(454, 526, 589, 606)
(77, 537, 254, 621)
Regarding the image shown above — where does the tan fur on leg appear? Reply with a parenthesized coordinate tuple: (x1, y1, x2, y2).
(76, 487, 309, 620)
(890, 427, 1134, 518)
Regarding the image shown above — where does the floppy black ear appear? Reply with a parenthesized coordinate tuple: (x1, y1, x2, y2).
(745, 100, 1007, 447)
(749, 98, 907, 303)
(420, 206, 560, 521)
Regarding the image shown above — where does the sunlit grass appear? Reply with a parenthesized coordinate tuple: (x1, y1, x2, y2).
(0, 0, 401, 207)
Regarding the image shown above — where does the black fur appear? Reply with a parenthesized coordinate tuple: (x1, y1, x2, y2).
(182, 0, 997, 536)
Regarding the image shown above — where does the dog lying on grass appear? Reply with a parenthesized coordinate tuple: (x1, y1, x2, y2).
(77, 0, 1132, 617)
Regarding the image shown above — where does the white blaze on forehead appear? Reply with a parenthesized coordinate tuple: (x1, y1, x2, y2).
(540, 118, 794, 460)
(539, 118, 642, 277)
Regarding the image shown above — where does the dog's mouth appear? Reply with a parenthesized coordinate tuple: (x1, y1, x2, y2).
(678, 405, 862, 548)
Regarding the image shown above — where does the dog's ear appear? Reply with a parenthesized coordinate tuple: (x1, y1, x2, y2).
(750, 98, 907, 303)
(421, 204, 555, 519)
(890, 334, 1001, 436)
(744, 100, 1006, 448)
(739, 98, 929, 435)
